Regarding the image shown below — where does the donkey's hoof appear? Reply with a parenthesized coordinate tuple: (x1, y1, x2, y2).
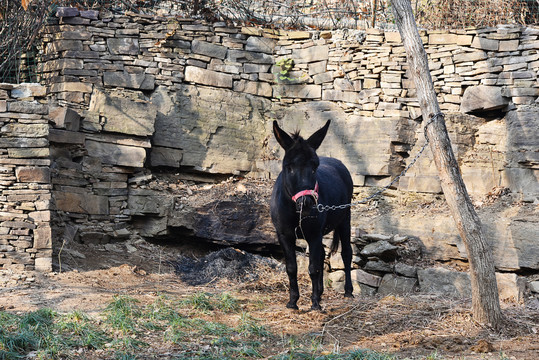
(344, 292, 354, 298)
(286, 302, 299, 310)
(310, 304, 323, 311)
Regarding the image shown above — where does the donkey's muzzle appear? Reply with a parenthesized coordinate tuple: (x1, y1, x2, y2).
(292, 182, 319, 215)
(295, 195, 317, 214)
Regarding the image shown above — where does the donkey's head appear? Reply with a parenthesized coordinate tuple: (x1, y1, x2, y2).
(273, 120, 330, 213)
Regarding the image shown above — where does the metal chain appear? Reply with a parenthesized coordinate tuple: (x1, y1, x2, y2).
(317, 112, 444, 212)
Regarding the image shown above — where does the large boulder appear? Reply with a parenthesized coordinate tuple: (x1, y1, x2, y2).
(460, 85, 510, 114)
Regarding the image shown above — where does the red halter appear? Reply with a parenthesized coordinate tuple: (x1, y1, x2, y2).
(291, 182, 319, 203)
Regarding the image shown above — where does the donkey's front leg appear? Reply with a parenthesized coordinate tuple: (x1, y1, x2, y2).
(308, 235, 325, 310)
(278, 232, 300, 309)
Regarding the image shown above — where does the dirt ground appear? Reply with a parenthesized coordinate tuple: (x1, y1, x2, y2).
(1, 237, 538, 359)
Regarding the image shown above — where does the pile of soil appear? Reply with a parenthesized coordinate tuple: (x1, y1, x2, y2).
(169, 247, 284, 286)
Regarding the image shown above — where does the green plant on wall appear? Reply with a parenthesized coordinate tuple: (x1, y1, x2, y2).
(275, 57, 295, 81)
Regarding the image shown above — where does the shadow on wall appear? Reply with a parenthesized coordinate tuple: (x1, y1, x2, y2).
(128, 84, 276, 244)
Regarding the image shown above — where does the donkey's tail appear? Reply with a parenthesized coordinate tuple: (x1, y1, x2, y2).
(330, 231, 340, 255)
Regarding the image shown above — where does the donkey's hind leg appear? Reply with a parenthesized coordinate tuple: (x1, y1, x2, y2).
(336, 210, 354, 298)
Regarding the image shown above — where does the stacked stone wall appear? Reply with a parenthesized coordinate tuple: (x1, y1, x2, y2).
(41, 10, 538, 200)
(2, 7, 537, 276)
(0, 83, 52, 271)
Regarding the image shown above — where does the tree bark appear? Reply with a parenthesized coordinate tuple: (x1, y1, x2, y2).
(390, 0, 503, 328)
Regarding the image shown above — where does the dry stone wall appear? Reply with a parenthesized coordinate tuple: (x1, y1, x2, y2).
(2, 7, 538, 281)
(0, 84, 52, 272)
(42, 10, 539, 199)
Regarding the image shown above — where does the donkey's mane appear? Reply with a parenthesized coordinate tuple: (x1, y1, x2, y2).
(291, 130, 302, 140)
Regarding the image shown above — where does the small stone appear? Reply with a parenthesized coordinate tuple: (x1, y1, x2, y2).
(394, 263, 417, 278)
(360, 240, 399, 261)
(364, 260, 393, 273)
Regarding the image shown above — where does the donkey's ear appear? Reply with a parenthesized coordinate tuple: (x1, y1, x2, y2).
(273, 120, 294, 150)
(306, 120, 330, 150)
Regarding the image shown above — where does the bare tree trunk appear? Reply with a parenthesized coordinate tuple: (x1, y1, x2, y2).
(372, 0, 378, 27)
(390, 0, 503, 329)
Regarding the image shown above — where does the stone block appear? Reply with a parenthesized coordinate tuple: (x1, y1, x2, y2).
(191, 39, 228, 59)
(233, 80, 272, 97)
(505, 109, 539, 151)
(501, 87, 539, 97)
(291, 45, 329, 63)
(103, 72, 155, 90)
(33, 226, 52, 249)
(322, 90, 357, 103)
(351, 268, 382, 287)
(394, 263, 417, 277)
(134, 216, 168, 237)
(228, 50, 273, 64)
(46, 40, 83, 53)
(49, 82, 93, 93)
(456, 35, 473, 46)
(1, 123, 48, 138)
(7, 101, 48, 115)
(80, 10, 99, 19)
(86, 140, 147, 168)
(11, 83, 46, 98)
(243, 63, 271, 73)
(128, 192, 173, 216)
(54, 191, 109, 215)
(429, 33, 458, 45)
(313, 72, 334, 84)
(360, 240, 399, 261)
(15, 167, 50, 183)
(328, 253, 345, 270)
(364, 260, 393, 273)
(334, 78, 355, 91)
(328, 270, 345, 284)
(150, 147, 183, 168)
(273, 84, 321, 99)
(107, 38, 140, 55)
(88, 89, 156, 136)
(245, 36, 276, 54)
(453, 51, 487, 64)
(471, 36, 499, 51)
(378, 274, 418, 296)
(49, 107, 80, 131)
(418, 267, 471, 297)
(363, 78, 379, 89)
(56, 7, 79, 17)
(43, 59, 84, 72)
(286, 31, 311, 40)
(8, 147, 49, 159)
(34, 257, 52, 272)
(460, 85, 509, 114)
(185, 66, 233, 88)
(308, 61, 327, 76)
(499, 40, 519, 52)
(385, 32, 401, 43)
